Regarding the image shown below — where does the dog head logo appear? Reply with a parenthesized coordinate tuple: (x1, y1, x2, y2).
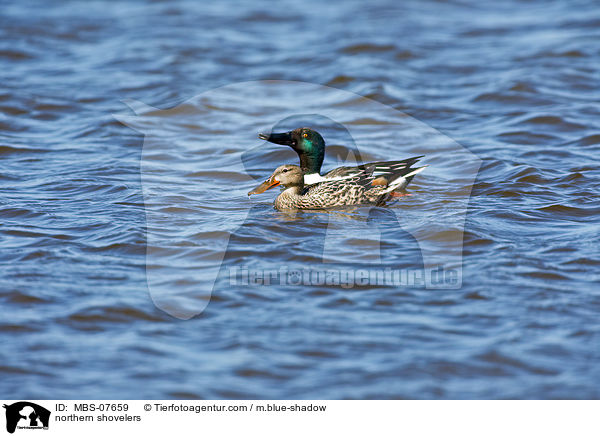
(3, 402, 50, 434)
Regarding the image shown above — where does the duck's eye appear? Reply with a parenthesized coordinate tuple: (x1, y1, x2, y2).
(282, 168, 289, 173)
(302, 133, 308, 138)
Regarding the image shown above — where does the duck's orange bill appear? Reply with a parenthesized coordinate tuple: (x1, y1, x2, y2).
(248, 179, 280, 196)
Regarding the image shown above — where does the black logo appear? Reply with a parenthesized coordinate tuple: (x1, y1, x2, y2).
(3, 402, 50, 434)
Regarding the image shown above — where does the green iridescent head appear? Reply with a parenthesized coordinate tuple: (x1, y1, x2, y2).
(258, 127, 325, 175)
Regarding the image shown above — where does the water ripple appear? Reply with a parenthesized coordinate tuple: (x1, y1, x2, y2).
(1, 0, 599, 400)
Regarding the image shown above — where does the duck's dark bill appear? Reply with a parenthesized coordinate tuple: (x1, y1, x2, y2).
(248, 179, 280, 196)
(258, 131, 295, 146)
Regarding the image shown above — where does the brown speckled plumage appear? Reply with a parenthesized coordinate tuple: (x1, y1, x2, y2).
(249, 164, 426, 210)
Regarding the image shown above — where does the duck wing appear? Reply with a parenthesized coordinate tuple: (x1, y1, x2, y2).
(323, 156, 424, 180)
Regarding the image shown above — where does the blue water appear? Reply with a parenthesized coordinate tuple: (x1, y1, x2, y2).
(1, 0, 599, 399)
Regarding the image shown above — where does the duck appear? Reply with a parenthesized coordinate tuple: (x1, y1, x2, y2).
(248, 164, 422, 210)
(258, 127, 425, 188)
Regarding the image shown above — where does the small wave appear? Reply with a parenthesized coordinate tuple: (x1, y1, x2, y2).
(463, 230, 494, 247)
(496, 131, 558, 145)
(64, 306, 167, 327)
(166, 391, 203, 399)
(515, 115, 585, 132)
(0, 207, 45, 219)
(519, 270, 569, 281)
(472, 92, 553, 105)
(2, 290, 52, 305)
(464, 291, 490, 301)
(234, 368, 290, 381)
(0, 49, 34, 60)
(508, 82, 537, 93)
(0, 145, 49, 155)
(82, 242, 145, 256)
(325, 75, 355, 86)
(339, 43, 396, 54)
(568, 134, 600, 147)
(562, 257, 600, 266)
(536, 204, 599, 217)
(477, 350, 559, 376)
(0, 365, 48, 376)
(537, 49, 587, 58)
(0, 323, 39, 333)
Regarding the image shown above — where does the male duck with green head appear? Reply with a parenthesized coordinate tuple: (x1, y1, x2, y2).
(258, 127, 426, 188)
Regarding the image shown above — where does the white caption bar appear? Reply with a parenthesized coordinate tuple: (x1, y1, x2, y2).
(0, 400, 597, 436)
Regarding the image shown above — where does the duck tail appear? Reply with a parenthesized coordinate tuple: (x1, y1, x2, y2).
(384, 165, 428, 193)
